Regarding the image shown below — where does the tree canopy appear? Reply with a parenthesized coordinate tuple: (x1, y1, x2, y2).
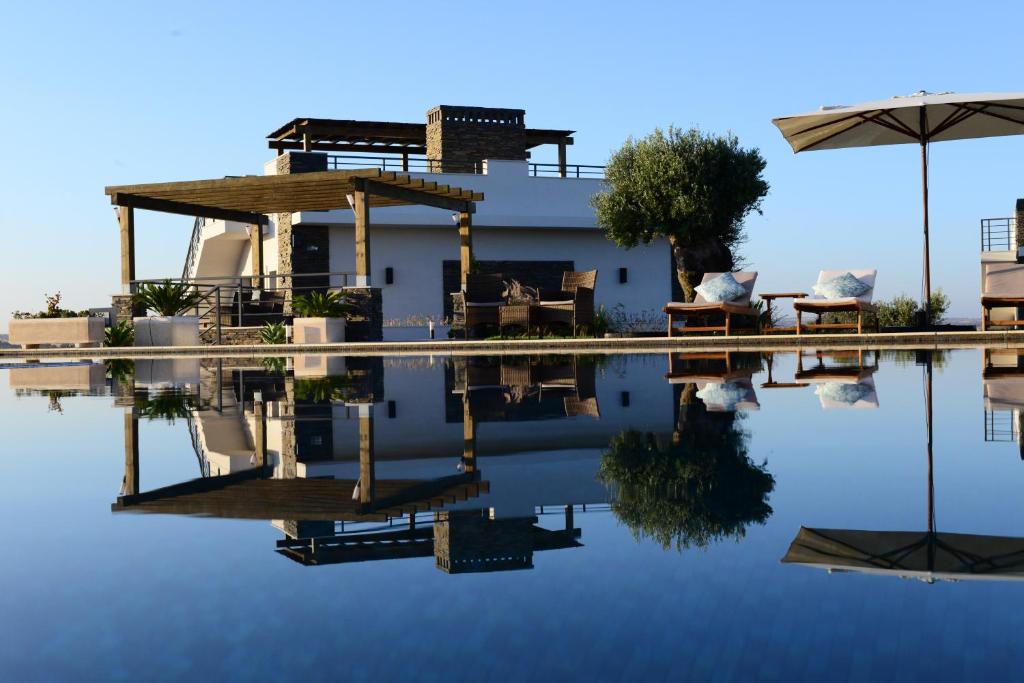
(591, 127, 769, 299)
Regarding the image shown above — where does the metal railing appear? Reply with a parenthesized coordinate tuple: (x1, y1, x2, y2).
(182, 216, 206, 279)
(981, 217, 1015, 252)
(984, 410, 1018, 443)
(325, 153, 605, 178)
(130, 271, 355, 344)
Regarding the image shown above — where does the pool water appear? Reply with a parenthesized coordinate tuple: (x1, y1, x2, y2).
(2, 349, 1023, 681)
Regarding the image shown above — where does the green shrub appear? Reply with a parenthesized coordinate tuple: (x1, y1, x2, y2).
(292, 291, 353, 318)
(133, 280, 202, 317)
(259, 321, 287, 344)
(592, 304, 611, 337)
(876, 289, 949, 327)
(12, 291, 92, 319)
(104, 320, 135, 347)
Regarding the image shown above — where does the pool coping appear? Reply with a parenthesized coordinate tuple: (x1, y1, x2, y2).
(3, 329, 1024, 359)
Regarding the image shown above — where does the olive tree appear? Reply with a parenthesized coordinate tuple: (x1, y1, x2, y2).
(591, 126, 769, 301)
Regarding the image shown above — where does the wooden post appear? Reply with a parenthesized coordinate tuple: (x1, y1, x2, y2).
(564, 504, 574, 532)
(557, 142, 567, 178)
(302, 132, 312, 152)
(250, 222, 264, 289)
(462, 398, 476, 473)
(253, 399, 266, 467)
(458, 211, 473, 288)
(123, 410, 139, 496)
(358, 405, 375, 505)
(401, 152, 409, 172)
(118, 206, 135, 293)
(353, 185, 371, 287)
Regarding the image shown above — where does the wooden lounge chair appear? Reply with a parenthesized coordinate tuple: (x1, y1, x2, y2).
(981, 263, 1024, 331)
(452, 273, 505, 339)
(536, 270, 597, 336)
(792, 269, 878, 334)
(663, 272, 758, 337)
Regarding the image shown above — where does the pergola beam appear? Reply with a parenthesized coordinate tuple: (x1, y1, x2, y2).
(111, 193, 268, 225)
(271, 141, 427, 155)
(361, 179, 474, 214)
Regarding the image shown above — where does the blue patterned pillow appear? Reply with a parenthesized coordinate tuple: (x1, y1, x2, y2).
(696, 381, 748, 411)
(812, 272, 870, 299)
(695, 272, 747, 303)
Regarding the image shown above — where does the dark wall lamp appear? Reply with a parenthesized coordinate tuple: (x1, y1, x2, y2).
(618, 267, 628, 284)
(385, 267, 394, 285)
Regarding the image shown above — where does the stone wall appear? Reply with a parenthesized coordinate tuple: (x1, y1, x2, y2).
(342, 287, 383, 342)
(1016, 198, 1024, 253)
(433, 510, 535, 574)
(111, 295, 139, 325)
(426, 105, 527, 173)
(206, 326, 265, 345)
(291, 226, 330, 291)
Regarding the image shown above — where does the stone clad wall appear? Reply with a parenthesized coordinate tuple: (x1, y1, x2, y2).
(274, 152, 329, 297)
(426, 105, 527, 173)
(342, 287, 383, 342)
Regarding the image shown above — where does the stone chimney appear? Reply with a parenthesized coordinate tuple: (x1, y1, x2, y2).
(425, 105, 527, 173)
(1016, 198, 1024, 257)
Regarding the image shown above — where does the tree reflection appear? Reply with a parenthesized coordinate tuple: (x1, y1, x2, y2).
(599, 385, 774, 550)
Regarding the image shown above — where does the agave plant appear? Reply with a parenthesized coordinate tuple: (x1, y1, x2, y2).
(133, 280, 203, 317)
(135, 390, 202, 423)
(104, 320, 135, 347)
(292, 291, 353, 318)
(259, 321, 287, 344)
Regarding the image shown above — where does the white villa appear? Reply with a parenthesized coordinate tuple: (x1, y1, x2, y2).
(182, 105, 673, 339)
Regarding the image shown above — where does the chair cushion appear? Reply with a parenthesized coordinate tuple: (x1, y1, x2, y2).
(696, 381, 748, 411)
(466, 301, 504, 307)
(813, 272, 871, 299)
(818, 381, 871, 405)
(537, 300, 574, 306)
(694, 272, 747, 303)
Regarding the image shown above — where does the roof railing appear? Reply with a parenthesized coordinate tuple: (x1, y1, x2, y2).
(981, 217, 1016, 252)
(325, 153, 604, 178)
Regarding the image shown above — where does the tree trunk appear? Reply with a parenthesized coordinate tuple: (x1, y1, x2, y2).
(668, 235, 735, 302)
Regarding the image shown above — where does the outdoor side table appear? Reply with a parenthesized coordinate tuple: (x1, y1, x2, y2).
(499, 303, 534, 336)
(760, 292, 808, 333)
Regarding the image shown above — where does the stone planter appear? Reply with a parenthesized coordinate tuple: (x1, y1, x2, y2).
(134, 359, 201, 389)
(133, 316, 200, 347)
(8, 317, 105, 348)
(293, 317, 346, 344)
(8, 363, 107, 391)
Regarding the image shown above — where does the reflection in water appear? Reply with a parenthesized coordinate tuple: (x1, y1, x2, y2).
(600, 352, 775, 551)
(984, 348, 1024, 457)
(784, 350, 1024, 582)
(111, 355, 610, 574)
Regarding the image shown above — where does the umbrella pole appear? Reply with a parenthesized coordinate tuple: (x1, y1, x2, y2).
(920, 107, 932, 327)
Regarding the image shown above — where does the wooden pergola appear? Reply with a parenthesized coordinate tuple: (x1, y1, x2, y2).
(104, 168, 484, 289)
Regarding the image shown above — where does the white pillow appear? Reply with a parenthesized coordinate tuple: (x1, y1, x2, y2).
(813, 272, 871, 299)
(695, 272, 747, 303)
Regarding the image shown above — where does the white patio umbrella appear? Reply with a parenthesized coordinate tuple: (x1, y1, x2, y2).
(773, 91, 1024, 323)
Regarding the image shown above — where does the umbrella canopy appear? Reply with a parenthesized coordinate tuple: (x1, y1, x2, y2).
(782, 526, 1024, 582)
(773, 91, 1024, 323)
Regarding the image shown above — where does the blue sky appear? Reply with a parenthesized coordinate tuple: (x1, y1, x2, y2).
(2, 0, 1023, 327)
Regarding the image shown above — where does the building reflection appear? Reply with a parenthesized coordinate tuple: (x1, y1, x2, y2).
(983, 348, 1024, 456)
(111, 354, 667, 573)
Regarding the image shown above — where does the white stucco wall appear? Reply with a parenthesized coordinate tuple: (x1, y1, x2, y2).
(325, 225, 670, 324)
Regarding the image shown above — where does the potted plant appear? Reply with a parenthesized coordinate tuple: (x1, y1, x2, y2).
(8, 292, 104, 349)
(292, 291, 353, 344)
(132, 280, 202, 347)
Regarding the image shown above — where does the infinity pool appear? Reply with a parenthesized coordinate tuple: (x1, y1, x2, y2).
(2, 349, 1023, 681)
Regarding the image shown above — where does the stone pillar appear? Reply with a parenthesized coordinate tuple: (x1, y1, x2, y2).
(342, 287, 383, 342)
(1015, 198, 1024, 256)
(274, 152, 328, 311)
(112, 294, 138, 325)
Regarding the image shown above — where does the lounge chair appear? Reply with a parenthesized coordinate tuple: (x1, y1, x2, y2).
(794, 350, 879, 410)
(663, 352, 760, 411)
(663, 272, 758, 337)
(536, 269, 597, 336)
(792, 269, 878, 334)
(452, 273, 505, 339)
(981, 263, 1024, 331)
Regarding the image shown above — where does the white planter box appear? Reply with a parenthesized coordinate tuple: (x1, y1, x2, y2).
(8, 317, 105, 348)
(293, 317, 346, 344)
(293, 354, 347, 377)
(134, 359, 201, 389)
(8, 363, 107, 391)
(133, 316, 200, 347)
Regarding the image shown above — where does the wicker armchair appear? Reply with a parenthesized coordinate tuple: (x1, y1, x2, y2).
(536, 270, 597, 336)
(451, 273, 505, 339)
